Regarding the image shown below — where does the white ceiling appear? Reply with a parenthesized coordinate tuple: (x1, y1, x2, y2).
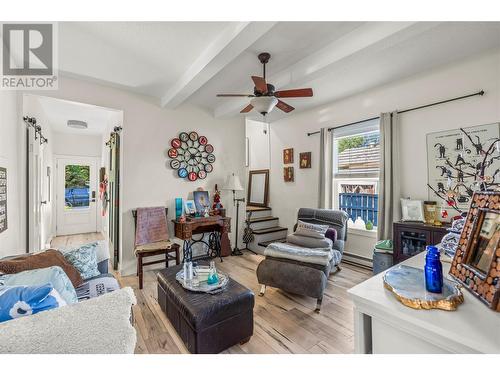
(33, 96, 122, 135)
(58, 21, 500, 120)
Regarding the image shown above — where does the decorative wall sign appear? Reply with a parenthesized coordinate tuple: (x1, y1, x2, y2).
(284, 166, 294, 182)
(426, 123, 500, 212)
(168, 131, 215, 181)
(0, 167, 7, 234)
(299, 152, 311, 168)
(283, 148, 294, 164)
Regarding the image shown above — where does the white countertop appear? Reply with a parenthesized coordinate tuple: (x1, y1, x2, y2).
(348, 252, 500, 354)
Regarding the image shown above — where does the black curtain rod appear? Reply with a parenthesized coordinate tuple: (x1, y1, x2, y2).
(306, 90, 485, 136)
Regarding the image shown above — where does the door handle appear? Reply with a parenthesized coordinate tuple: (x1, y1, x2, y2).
(41, 201, 47, 205)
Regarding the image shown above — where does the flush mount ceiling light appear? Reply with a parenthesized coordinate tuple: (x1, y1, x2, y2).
(67, 120, 88, 129)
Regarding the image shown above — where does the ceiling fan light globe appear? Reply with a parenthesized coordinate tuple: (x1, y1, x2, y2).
(250, 96, 278, 115)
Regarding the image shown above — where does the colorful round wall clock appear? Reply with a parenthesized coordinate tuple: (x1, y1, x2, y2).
(168, 131, 215, 181)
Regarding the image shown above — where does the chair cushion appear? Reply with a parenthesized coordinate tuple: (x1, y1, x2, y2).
(62, 243, 100, 280)
(0, 250, 83, 288)
(295, 220, 329, 239)
(0, 266, 78, 304)
(0, 283, 66, 323)
(286, 233, 332, 249)
(134, 240, 174, 254)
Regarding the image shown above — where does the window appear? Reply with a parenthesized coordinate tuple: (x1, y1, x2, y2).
(332, 119, 380, 231)
(64, 165, 90, 209)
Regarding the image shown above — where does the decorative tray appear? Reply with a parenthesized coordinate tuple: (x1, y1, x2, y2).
(383, 265, 464, 311)
(176, 266, 229, 294)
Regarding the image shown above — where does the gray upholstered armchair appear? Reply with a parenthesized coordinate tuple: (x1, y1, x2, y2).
(256, 208, 349, 312)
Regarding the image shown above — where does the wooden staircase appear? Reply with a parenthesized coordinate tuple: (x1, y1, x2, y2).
(244, 206, 288, 254)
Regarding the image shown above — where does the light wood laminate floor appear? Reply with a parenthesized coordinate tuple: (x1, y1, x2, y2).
(52, 233, 371, 354)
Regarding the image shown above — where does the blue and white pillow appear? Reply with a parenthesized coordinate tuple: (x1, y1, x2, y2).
(0, 283, 66, 323)
(62, 243, 100, 280)
(0, 266, 78, 304)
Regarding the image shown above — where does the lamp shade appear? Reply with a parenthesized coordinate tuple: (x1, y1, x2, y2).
(250, 96, 278, 115)
(223, 173, 244, 191)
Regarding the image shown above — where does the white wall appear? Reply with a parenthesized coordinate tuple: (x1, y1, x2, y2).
(32, 76, 245, 275)
(269, 50, 500, 261)
(246, 119, 270, 171)
(0, 91, 25, 257)
(52, 132, 102, 157)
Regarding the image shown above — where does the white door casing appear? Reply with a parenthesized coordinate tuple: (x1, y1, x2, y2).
(56, 156, 98, 236)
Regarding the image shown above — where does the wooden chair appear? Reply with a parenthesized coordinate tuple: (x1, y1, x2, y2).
(132, 208, 180, 289)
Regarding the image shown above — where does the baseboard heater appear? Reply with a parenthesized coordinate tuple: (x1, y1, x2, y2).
(342, 252, 373, 270)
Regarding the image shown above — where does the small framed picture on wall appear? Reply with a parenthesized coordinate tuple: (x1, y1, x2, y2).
(283, 148, 294, 164)
(299, 152, 311, 168)
(284, 166, 294, 182)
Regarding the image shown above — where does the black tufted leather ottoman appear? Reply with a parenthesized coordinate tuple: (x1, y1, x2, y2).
(157, 265, 254, 354)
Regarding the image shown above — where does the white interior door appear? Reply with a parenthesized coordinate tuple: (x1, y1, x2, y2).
(56, 156, 98, 235)
(28, 127, 43, 252)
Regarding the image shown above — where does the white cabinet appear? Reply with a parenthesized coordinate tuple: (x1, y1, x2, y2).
(348, 252, 500, 354)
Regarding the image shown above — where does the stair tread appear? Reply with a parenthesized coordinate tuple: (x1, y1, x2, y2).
(252, 226, 288, 234)
(246, 206, 271, 212)
(249, 216, 278, 223)
(258, 238, 287, 247)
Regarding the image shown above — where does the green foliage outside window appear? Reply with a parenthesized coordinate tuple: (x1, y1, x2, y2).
(338, 136, 364, 153)
(65, 165, 90, 188)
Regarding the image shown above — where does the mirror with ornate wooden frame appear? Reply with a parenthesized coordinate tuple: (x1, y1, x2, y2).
(247, 169, 269, 207)
(449, 191, 500, 311)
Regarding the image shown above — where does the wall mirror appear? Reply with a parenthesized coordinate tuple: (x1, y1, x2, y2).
(248, 169, 269, 207)
(466, 209, 499, 275)
(449, 191, 500, 311)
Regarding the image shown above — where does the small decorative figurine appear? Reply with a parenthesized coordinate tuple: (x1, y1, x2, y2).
(212, 184, 223, 211)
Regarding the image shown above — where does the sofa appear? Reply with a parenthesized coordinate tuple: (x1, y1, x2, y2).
(256, 208, 348, 312)
(0, 245, 137, 354)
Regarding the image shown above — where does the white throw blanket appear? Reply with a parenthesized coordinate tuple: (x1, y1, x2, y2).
(0, 287, 137, 354)
(265, 242, 339, 266)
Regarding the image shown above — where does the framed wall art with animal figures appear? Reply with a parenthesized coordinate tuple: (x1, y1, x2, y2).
(426, 123, 500, 213)
(449, 191, 500, 311)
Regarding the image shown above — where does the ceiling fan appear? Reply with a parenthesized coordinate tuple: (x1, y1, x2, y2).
(216, 52, 313, 115)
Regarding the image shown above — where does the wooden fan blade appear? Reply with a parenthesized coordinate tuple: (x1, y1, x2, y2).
(251, 76, 268, 94)
(274, 88, 313, 98)
(216, 94, 254, 97)
(276, 100, 295, 113)
(240, 104, 254, 113)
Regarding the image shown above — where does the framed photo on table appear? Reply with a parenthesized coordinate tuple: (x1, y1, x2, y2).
(184, 200, 196, 215)
(193, 190, 210, 214)
(401, 199, 424, 222)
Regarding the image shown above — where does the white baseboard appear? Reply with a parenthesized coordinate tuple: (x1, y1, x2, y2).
(343, 251, 373, 269)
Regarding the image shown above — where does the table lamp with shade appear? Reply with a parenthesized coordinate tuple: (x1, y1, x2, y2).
(223, 173, 245, 256)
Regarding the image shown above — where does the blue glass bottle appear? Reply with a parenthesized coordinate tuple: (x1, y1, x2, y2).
(424, 245, 443, 293)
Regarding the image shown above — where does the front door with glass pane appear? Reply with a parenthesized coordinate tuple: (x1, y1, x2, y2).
(56, 157, 98, 235)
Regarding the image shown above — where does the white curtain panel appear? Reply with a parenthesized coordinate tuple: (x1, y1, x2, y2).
(318, 127, 333, 208)
(377, 111, 401, 240)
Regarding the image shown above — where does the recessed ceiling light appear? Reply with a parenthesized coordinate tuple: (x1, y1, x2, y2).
(67, 120, 88, 129)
